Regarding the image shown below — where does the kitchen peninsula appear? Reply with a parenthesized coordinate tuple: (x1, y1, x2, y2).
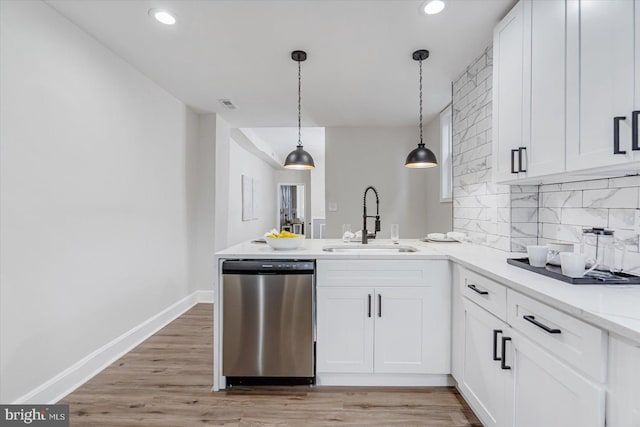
(215, 239, 640, 426)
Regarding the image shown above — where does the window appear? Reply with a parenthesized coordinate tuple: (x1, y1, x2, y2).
(440, 104, 453, 202)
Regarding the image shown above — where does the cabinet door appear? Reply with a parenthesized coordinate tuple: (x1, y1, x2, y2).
(316, 287, 374, 373)
(459, 299, 509, 427)
(606, 335, 640, 427)
(493, 0, 526, 182)
(635, 0, 640, 162)
(522, 0, 566, 177)
(504, 330, 605, 427)
(374, 286, 450, 374)
(566, 0, 636, 170)
(450, 265, 464, 382)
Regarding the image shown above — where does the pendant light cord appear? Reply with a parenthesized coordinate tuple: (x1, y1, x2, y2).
(419, 58, 423, 146)
(297, 59, 302, 147)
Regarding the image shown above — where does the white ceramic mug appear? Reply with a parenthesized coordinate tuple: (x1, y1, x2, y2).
(527, 245, 549, 267)
(559, 252, 597, 278)
(547, 242, 575, 265)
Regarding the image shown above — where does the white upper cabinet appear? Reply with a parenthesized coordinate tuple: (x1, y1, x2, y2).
(493, 0, 640, 183)
(566, 0, 637, 170)
(523, 0, 566, 177)
(631, 0, 640, 160)
(493, 0, 567, 182)
(493, 0, 525, 183)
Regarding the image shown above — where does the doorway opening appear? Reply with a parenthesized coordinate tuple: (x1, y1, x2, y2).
(278, 184, 305, 235)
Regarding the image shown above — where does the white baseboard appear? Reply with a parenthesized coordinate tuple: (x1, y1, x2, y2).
(316, 373, 454, 387)
(196, 289, 214, 303)
(14, 291, 213, 404)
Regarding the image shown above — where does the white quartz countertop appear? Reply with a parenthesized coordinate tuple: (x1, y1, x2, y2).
(216, 239, 640, 344)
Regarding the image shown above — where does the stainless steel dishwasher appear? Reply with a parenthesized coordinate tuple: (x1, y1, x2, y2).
(222, 259, 315, 386)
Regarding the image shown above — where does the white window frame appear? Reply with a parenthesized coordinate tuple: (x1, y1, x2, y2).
(439, 104, 453, 202)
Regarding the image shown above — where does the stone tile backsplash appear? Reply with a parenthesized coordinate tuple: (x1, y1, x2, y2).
(452, 47, 504, 250)
(451, 44, 640, 272)
(452, 46, 537, 252)
(538, 176, 640, 272)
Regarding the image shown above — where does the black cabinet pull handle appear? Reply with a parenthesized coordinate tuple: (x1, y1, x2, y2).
(467, 283, 489, 295)
(518, 147, 527, 172)
(614, 116, 627, 154)
(501, 336, 512, 370)
(367, 294, 372, 318)
(493, 329, 503, 361)
(378, 294, 382, 317)
(510, 149, 518, 174)
(523, 315, 561, 334)
(632, 111, 639, 151)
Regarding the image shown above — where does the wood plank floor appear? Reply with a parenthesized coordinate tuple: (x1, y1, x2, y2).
(60, 304, 481, 426)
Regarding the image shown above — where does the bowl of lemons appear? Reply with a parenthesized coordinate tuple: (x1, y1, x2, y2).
(264, 230, 305, 250)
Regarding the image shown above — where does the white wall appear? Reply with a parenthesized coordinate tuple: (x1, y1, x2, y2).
(423, 116, 453, 233)
(214, 116, 231, 251)
(0, 0, 197, 403)
(325, 127, 434, 238)
(188, 114, 216, 292)
(310, 142, 326, 221)
(227, 139, 277, 245)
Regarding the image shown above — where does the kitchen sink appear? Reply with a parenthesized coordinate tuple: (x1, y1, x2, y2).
(322, 244, 419, 253)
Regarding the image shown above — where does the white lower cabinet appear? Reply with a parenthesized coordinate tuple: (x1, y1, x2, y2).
(374, 287, 444, 373)
(317, 286, 447, 375)
(316, 261, 634, 425)
(459, 298, 509, 427)
(606, 335, 640, 427)
(316, 260, 451, 384)
(504, 329, 605, 427)
(316, 287, 373, 373)
(454, 267, 608, 427)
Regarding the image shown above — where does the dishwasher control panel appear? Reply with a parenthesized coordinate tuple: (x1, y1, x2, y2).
(222, 259, 315, 274)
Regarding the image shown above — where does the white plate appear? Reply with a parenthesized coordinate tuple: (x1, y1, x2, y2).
(423, 237, 459, 243)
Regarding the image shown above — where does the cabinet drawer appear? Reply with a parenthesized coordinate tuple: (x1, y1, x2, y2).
(461, 268, 507, 321)
(317, 260, 449, 287)
(507, 289, 607, 382)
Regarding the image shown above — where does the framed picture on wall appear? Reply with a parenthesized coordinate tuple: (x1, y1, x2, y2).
(242, 174, 260, 221)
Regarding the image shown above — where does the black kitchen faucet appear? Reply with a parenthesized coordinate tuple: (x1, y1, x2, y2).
(362, 186, 381, 244)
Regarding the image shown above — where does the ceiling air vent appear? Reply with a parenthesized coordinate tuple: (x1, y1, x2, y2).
(218, 99, 238, 110)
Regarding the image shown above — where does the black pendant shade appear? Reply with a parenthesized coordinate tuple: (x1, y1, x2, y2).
(406, 49, 438, 169)
(284, 145, 315, 170)
(284, 50, 315, 170)
(405, 143, 438, 168)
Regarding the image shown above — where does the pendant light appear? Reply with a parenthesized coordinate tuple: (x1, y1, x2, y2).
(284, 50, 315, 170)
(405, 49, 438, 168)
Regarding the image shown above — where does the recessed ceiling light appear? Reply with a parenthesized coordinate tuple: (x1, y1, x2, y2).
(148, 9, 176, 25)
(423, 0, 445, 15)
